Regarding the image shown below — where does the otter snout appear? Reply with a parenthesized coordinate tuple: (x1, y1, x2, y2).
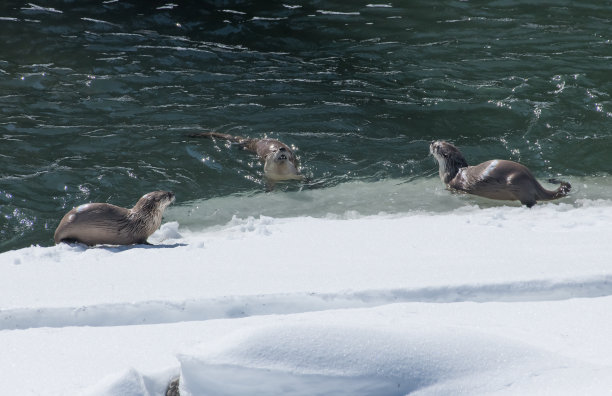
(143, 190, 175, 204)
(274, 147, 290, 162)
(278, 147, 288, 160)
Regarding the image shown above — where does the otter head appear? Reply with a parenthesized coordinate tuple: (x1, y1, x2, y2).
(129, 191, 175, 236)
(263, 146, 302, 180)
(430, 140, 469, 184)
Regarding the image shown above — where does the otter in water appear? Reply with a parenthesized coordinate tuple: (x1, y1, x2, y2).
(54, 191, 175, 246)
(430, 140, 570, 207)
(188, 132, 303, 182)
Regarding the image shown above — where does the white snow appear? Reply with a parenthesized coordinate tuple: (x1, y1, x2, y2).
(2, 198, 612, 395)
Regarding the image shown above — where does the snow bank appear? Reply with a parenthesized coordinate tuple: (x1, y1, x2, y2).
(177, 323, 556, 395)
(175, 319, 612, 396)
(1, 201, 612, 395)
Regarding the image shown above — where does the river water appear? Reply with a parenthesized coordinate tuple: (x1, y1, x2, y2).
(1, 1, 611, 251)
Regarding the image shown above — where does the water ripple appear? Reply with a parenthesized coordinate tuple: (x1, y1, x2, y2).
(1, 0, 611, 251)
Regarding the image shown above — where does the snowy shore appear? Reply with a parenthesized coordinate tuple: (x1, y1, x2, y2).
(2, 201, 612, 395)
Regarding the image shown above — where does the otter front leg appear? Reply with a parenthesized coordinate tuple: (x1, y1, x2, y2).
(521, 199, 536, 208)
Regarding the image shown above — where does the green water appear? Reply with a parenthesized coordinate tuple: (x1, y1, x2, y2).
(1, 1, 611, 252)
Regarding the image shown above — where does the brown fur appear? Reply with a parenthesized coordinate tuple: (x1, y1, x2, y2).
(430, 140, 570, 207)
(189, 132, 302, 181)
(54, 191, 175, 246)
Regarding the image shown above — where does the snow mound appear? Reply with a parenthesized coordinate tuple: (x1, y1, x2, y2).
(151, 221, 183, 241)
(82, 367, 176, 396)
(174, 322, 580, 395)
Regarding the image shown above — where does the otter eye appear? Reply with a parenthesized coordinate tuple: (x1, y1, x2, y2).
(279, 147, 286, 151)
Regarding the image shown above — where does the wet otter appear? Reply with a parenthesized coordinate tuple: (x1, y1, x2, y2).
(430, 140, 570, 207)
(188, 132, 302, 181)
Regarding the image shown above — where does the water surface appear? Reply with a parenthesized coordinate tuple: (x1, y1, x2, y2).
(1, 1, 611, 251)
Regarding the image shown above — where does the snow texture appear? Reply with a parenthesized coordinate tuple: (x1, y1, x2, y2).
(1, 202, 612, 395)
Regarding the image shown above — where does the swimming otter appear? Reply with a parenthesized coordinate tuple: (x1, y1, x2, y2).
(189, 132, 303, 181)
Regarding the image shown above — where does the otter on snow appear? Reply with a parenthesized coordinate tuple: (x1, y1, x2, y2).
(430, 140, 570, 207)
(54, 191, 175, 246)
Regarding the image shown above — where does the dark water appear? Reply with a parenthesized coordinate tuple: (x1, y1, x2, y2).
(1, 0, 611, 252)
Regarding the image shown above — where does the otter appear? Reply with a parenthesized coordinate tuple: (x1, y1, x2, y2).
(188, 132, 303, 182)
(430, 140, 570, 207)
(54, 191, 175, 246)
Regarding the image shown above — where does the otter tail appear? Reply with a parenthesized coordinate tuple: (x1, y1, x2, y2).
(188, 132, 248, 144)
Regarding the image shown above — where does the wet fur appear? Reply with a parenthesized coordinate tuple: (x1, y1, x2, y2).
(54, 191, 175, 246)
(430, 141, 570, 207)
(189, 132, 302, 181)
